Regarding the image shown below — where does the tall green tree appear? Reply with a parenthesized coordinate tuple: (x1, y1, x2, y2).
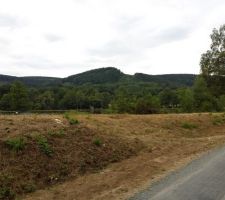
(193, 77, 215, 112)
(9, 81, 31, 111)
(178, 88, 194, 113)
(200, 25, 225, 95)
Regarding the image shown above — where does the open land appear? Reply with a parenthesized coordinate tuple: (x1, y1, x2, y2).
(0, 113, 225, 200)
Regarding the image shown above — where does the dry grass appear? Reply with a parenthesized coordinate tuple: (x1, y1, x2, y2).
(1, 113, 225, 200)
(0, 114, 143, 199)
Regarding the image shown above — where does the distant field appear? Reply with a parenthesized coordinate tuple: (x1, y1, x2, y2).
(1, 113, 225, 200)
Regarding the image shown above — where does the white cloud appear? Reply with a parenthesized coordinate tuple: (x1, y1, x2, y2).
(0, 0, 225, 77)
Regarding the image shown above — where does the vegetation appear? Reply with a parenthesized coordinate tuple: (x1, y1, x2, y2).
(36, 136, 53, 157)
(0, 25, 225, 114)
(200, 25, 225, 96)
(5, 137, 26, 152)
(181, 122, 198, 129)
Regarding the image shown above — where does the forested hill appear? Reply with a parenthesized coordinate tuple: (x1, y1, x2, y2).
(0, 74, 61, 87)
(0, 67, 197, 87)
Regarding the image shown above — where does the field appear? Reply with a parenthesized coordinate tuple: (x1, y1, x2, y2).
(1, 113, 225, 200)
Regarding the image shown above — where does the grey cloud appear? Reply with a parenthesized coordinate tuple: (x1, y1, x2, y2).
(0, 14, 24, 28)
(0, 37, 10, 46)
(44, 34, 64, 42)
(88, 25, 192, 58)
(114, 16, 143, 32)
(12, 55, 52, 69)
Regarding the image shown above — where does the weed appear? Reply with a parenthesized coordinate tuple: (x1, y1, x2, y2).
(93, 138, 102, 147)
(5, 137, 26, 152)
(36, 136, 53, 157)
(181, 122, 198, 129)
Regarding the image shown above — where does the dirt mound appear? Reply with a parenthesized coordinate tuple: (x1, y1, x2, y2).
(0, 119, 143, 200)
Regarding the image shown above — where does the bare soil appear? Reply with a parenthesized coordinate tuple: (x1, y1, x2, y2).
(1, 113, 225, 200)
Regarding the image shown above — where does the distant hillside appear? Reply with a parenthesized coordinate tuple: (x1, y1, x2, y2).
(64, 67, 124, 85)
(134, 73, 196, 87)
(0, 75, 61, 87)
(0, 67, 197, 87)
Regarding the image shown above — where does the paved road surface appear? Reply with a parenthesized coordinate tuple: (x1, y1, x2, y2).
(130, 146, 225, 200)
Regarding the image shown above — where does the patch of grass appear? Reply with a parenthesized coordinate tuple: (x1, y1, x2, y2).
(48, 129, 65, 137)
(0, 174, 15, 200)
(64, 112, 79, 125)
(22, 183, 36, 193)
(181, 122, 198, 129)
(36, 136, 53, 157)
(0, 187, 15, 200)
(93, 138, 102, 147)
(212, 115, 225, 125)
(69, 118, 79, 125)
(5, 137, 26, 152)
(64, 112, 70, 120)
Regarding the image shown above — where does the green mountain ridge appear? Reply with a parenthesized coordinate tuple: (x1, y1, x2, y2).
(0, 67, 197, 87)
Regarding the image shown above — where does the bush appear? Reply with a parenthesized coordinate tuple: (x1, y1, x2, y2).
(5, 137, 26, 152)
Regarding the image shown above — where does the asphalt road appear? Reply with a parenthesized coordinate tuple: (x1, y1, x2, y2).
(130, 146, 225, 200)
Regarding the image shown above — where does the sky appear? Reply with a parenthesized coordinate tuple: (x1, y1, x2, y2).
(0, 0, 225, 77)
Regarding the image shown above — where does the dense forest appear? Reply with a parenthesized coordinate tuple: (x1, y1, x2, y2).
(0, 67, 224, 114)
(0, 25, 225, 114)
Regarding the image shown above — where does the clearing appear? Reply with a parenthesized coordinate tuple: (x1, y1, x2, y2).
(0, 113, 225, 200)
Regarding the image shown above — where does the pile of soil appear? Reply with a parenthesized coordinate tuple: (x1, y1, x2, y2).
(0, 123, 143, 199)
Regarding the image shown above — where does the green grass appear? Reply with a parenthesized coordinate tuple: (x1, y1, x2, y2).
(5, 137, 26, 152)
(93, 138, 102, 147)
(0, 174, 15, 200)
(48, 129, 65, 137)
(36, 136, 53, 157)
(64, 112, 79, 125)
(212, 115, 225, 125)
(181, 122, 198, 129)
(68, 118, 79, 125)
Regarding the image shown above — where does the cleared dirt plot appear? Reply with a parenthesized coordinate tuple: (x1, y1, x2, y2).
(0, 113, 225, 200)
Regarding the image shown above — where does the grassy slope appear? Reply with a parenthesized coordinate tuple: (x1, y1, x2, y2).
(1, 113, 225, 200)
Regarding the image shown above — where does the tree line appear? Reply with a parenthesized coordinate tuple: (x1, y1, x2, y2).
(0, 25, 225, 114)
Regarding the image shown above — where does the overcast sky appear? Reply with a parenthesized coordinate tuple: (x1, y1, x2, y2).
(0, 0, 225, 77)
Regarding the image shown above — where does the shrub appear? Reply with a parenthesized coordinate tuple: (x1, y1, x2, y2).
(5, 137, 26, 152)
(36, 136, 53, 157)
(181, 122, 198, 129)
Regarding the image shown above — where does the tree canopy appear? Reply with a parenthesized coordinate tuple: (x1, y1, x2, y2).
(200, 25, 225, 95)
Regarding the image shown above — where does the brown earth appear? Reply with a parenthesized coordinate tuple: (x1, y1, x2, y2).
(1, 113, 225, 200)
(0, 114, 143, 199)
